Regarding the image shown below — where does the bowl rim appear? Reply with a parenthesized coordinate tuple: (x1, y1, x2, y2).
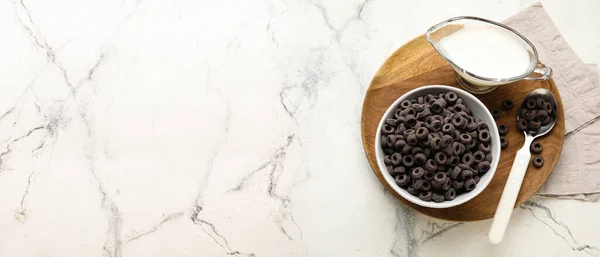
(375, 85, 500, 208)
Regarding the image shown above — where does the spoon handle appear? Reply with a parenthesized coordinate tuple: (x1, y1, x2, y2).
(489, 142, 532, 244)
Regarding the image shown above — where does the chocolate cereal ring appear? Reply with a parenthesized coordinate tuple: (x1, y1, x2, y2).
(452, 116, 467, 129)
(528, 120, 541, 130)
(413, 179, 424, 190)
(460, 169, 474, 180)
(498, 124, 508, 135)
(385, 118, 398, 127)
(441, 179, 451, 191)
(414, 153, 427, 165)
(421, 180, 431, 191)
(479, 142, 491, 153)
(445, 92, 458, 104)
(430, 100, 444, 114)
(384, 155, 392, 165)
(431, 179, 442, 191)
(433, 172, 447, 185)
(407, 185, 419, 196)
(502, 99, 514, 110)
(410, 166, 425, 179)
(491, 109, 501, 120)
(402, 128, 415, 139)
(419, 191, 432, 201)
(432, 192, 445, 203)
(532, 155, 544, 168)
(526, 97, 537, 109)
(415, 127, 429, 140)
(466, 121, 478, 132)
(477, 122, 489, 131)
(406, 132, 419, 146)
(464, 178, 477, 191)
(434, 152, 447, 165)
(444, 188, 456, 200)
(395, 123, 407, 135)
(523, 109, 537, 121)
(443, 116, 453, 124)
(395, 174, 411, 187)
(460, 133, 472, 144)
(536, 98, 546, 109)
(462, 152, 475, 165)
(466, 137, 478, 150)
(544, 101, 553, 114)
(450, 166, 462, 179)
(402, 154, 414, 166)
(400, 100, 412, 109)
(500, 136, 509, 149)
(411, 147, 424, 155)
(444, 155, 455, 166)
(539, 114, 551, 126)
(404, 114, 417, 128)
(393, 167, 406, 176)
(424, 170, 435, 181)
(450, 154, 460, 166)
(452, 129, 461, 141)
(416, 108, 431, 120)
(391, 152, 403, 166)
(442, 123, 455, 134)
(430, 119, 443, 132)
(423, 148, 432, 157)
(477, 161, 491, 174)
(530, 141, 543, 154)
(412, 104, 425, 112)
(452, 179, 464, 190)
(425, 159, 437, 172)
(394, 139, 406, 150)
(453, 104, 465, 113)
(536, 110, 549, 121)
(468, 130, 478, 140)
(430, 137, 442, 150)
(452, 142, 466, 156)
(478, 130, 491, 143)
(441, 135, 454, 148)
(382, 124, 395, 134)
(424, 94, 435, 104)
(473, 151, 485, 163)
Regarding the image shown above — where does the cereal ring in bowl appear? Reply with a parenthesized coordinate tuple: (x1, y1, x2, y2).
(375, 85, 500, 208)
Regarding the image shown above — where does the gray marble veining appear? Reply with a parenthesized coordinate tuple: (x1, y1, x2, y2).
(0, 0, 598, 256)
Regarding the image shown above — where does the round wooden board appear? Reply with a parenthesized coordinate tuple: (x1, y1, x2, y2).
(361, 34, 565, 221)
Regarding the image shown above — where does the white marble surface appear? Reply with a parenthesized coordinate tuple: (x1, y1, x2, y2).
(0, 0, 599, 256)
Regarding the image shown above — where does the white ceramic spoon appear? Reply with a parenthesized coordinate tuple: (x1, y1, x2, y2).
(489, 89, 558, 244)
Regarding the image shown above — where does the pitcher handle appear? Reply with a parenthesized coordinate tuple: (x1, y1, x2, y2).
(524, 63, 552, 80)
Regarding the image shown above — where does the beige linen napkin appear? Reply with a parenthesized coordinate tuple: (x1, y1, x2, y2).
(502, 3, 600, 198)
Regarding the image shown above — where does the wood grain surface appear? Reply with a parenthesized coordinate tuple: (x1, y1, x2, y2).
(361, 35, 565, 221)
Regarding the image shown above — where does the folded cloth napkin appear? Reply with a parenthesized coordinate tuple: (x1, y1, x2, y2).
(502, 3, 600, 199)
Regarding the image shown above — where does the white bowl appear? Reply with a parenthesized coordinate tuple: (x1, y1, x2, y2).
(375, 85, 500, 208)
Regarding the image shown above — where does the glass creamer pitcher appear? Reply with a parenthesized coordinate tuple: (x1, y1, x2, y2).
(426, 16, 552, 94)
